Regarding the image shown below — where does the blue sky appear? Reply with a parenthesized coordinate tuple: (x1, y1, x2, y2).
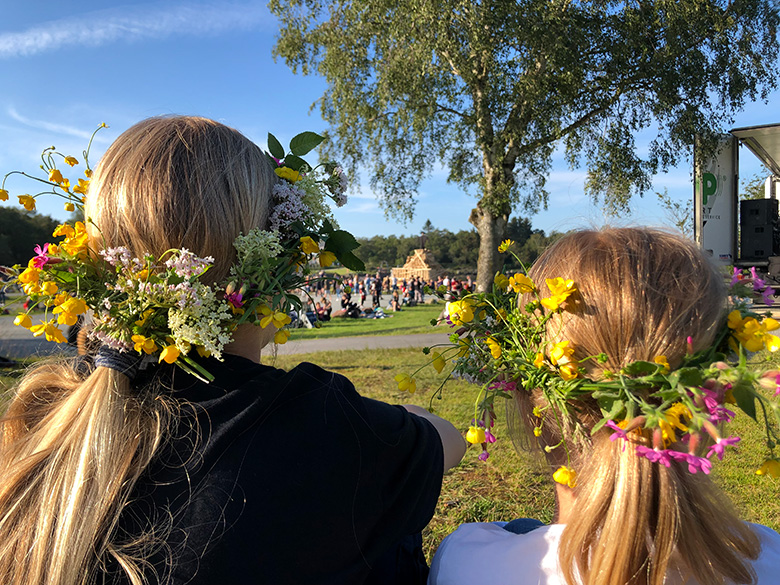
(0, 0, 778, 239)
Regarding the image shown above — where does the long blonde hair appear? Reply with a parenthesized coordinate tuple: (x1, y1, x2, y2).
(0, 116, 276, 584)
(522, 228, 760, 585)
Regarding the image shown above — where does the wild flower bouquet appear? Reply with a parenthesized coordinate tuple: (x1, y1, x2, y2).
(3, 127, 364, 381)
(400, 240, 780, 483)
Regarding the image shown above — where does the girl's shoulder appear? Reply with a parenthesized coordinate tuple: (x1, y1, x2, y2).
(429, 522, 565, 585)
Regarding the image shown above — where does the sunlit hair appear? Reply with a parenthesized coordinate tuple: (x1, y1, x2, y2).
(86, 115, 275, 282)
(516, 227, 760, 585)
(0, 116, 276, 584)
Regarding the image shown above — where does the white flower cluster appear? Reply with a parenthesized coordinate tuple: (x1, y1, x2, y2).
(165, 249, 214, 278)
(166, 282, 233, 358)
(233, 227, 284, 265)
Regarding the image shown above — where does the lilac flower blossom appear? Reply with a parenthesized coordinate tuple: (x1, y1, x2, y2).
(706, 435, 740, 460)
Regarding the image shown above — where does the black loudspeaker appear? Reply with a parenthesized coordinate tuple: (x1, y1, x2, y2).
(741, 199, 780, 260)
(741, 199, 779, 226)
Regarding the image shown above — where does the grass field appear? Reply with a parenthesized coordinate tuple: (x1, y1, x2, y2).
(289, 302, 445, 339)
(2, 345, 779, 562)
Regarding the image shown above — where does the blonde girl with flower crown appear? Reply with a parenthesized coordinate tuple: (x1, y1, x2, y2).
(429, 228, 780, 585)
(0, 116, 465, 585)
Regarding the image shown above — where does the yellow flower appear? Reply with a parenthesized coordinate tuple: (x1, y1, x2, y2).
(532, 406, 543, 418)
(455, 337, 471, 357)
(756, 459, 780, 478)
(466, 426, 486, 444)
(533, 426, 542, 437)
(159, 345, 180, 364)
(318, 250, 337, 267)
(446, 299, 475, 326)
(131, 334, 158, 355)
(60, 178, 70, 191)
(39, 281, 58, 296)
(30, 320, 67, 343)
(64, 156, 79, 166)
(58, 221, 89, 257)
(394, 373, 417, 393)
(258, 305, 292, 329)
(509, 273, 534, 294)
(493, 272, 509, 290)
(299, 236, 320, 255)
(559, 363, 579, 380)
(13, 314, 32, 328)
(0, 189, 8, 201)
(654, 355, 670, 373)
(274, 329, 291, 344)
(533, 352, 545, 369)
(498, 239, 514, 253)
(274, 166, 302, 183)
(766, 335, 780, 352)
(659, 402, 690, 444)
(18, 194, 35, 211)
(64, 202, 75, 212)
(196, 345, 211, 358)
(553, 465, 577, 488)
(549, 340, 574, 366)
(134, 309, 155, 328)
(18, 266, 40, 285)
(485, 337, 501, 359)
(52, 296, 87, 326)
(540, 278, 576, 311)
(84, 168, 93, 178)
(72, 178, 89, 195)
(48, 168, 64, 183)
(432, 352, 446, 373)
(53, 223, 75, 239)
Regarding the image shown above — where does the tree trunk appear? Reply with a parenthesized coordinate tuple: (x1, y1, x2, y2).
(469, 205, 508, 292)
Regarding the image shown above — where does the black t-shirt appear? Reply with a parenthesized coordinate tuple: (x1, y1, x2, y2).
(110, 356, 444, 584)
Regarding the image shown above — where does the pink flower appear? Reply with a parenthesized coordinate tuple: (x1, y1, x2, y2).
(478, 449, 489, 461)
(225, 291, 244, 309)
(706, 435, 740, 461)
(32, 243, 50, 268)
(668, 450, 712, 474)
(605, 420, 628, 442)
(485, 430, 497, 444)
(730, 267, 742, 286)
(762, 286, 775, 306)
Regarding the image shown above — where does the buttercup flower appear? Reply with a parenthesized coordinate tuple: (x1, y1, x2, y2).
(274, 329, 291, 344)
(48, 169, 64, 183)
(494, 272, 509, 290)
(509, 273, 534, 294)
(13, 314, 32, 329)
(132, 335, 158, 355)
(756, 459, 780, 478)
(275, 166, 302, 183)
(64, 202, 75, 212)
(553, 465, 577, 488)
(299, 236, 320, 255)
(533, 352, 545, 369)
(64, 156, 79, 166)
(447, 299, 475, 326)
(432, 352, 446, 373)
(318, 250, 337, 267)
(498, 239, 514, 253)
(485, 337, 502, 359)
(540, 278, 576, 311)
(654, 355, 670, 373)
(466, 426, 486, 444)
(394, 373, 417, 393)
(549, 340, 574, 366)
(0, 189, 8, 201)
(30, 320, 67, 343)
(18, 195, 35, 211)
(159, 345, 180, 364)
(259, 306, 292, 329)
(72, 178, 89, 195)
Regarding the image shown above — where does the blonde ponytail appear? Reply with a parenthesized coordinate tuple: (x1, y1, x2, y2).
(559, 434, 759, 585)
(0, 362, 172, 584)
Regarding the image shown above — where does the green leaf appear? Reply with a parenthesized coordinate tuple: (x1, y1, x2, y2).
(338, 250, 365, 272)
(283, 154, 307, 172)
(622, 361, 657, 376)
(732, 382, 757, 421)
(325, 229, 361, 254)
(666, 367, 703, 389)
(290, 131, 324, 156)
(267, 133, 285, 160)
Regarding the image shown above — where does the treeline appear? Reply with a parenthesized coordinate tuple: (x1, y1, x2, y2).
(0, 208, 61, 267)
(354, 218, 565, 272)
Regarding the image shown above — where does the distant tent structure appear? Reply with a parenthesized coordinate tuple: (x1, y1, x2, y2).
(391, 249, 444, 281)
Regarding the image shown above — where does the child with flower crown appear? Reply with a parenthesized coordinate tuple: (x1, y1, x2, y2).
(429, 228, 780, 585)
(0, 116, 465, 585)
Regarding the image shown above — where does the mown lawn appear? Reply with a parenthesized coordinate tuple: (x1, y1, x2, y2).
(289, 302, 445, 339)
(261, 348, 780, 561)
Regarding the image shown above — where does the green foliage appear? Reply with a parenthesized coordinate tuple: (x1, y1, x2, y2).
(271, 0, 779, 217)
(0, 208, 59, 266)
(741, 173, 769, 201)
(351, 218, 560, 271)
(656, 188, 693, 237)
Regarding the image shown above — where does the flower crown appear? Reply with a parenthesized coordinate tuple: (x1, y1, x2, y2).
(401, 240, 780, 485)
(3, 126, 364, 381)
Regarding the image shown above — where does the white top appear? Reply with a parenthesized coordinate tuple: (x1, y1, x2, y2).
(428, 522, 780, 585)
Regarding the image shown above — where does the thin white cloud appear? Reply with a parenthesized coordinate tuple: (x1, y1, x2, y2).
(0, 1, 269, 59)
(7, 107, 98, 140)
